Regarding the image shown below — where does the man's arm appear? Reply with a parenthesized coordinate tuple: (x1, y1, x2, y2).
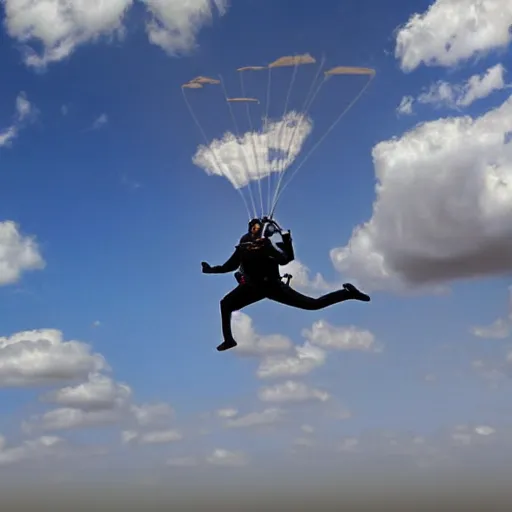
(202, 248, 241, 274)
(266, 231, 295, 265)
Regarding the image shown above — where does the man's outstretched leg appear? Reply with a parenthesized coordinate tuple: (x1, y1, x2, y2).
(266, 281, 370, 311)
(218, 284, 265, 352)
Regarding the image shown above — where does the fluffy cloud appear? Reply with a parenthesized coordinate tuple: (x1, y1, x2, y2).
(302, 321, 380, 352)
(0, 435, 66, 466)
(193, 112, 313, 189)
(3, 0, 230, 68)
(3, 0, 133, 68)
(0, 221, 45, 286)
(0, 92, 36, 147)
(224, 408, 284, 429)
(130, 402, 174, 426)
(399, 64, 508, 114)
(232, 312, 292, 357)
(280, 259, 334, 292)
(258, 381, 330, 404)
(395, 0, 512, 72)
(256, 342, 326, 379)
(331, 94, 512, 290)
(122, 429, 182, 445)
(143, 0, 228, 55)
(25, 407, 121, 432)
(216, 408, 238, 418)
(42, 373, 131, 411)
(206, 448, 248, 466)
(0, 329, 106, 387)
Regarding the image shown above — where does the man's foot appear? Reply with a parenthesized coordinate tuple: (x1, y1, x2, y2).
(216, 339, 238, 352)
(343, 283, 370, 302)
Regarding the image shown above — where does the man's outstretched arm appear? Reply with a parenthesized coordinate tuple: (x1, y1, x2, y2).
(201, 248, 241, 274)
(266, 231, 295, 265)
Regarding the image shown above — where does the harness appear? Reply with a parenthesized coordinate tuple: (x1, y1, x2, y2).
(234, 270, 292, 287)
(235, 217, 292, 287)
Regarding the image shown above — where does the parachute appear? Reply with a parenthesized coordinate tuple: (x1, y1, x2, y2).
(181, 53, 375, 220)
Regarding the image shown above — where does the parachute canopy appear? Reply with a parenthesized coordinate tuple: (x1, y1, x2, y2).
(181, 53, 375, 220)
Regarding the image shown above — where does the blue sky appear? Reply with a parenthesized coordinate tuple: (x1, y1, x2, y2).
(1, 0, 512, 497)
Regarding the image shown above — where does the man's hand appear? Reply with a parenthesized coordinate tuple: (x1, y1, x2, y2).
(201, 261, 213, 273)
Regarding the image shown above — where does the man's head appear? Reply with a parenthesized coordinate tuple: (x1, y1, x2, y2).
(248, 218, 262, 237)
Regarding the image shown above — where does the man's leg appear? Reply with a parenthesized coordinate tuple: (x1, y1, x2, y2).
(218, 284, 265, 351)
(266, 282, 370, 311)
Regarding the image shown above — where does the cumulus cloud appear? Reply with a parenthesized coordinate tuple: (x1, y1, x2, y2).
(0, 435, 66, 466)
(400, 64, 508, 114)
(0, 221, 45, 286)
(42, 373, 131, 411)
(280, 259, 334, 292)
(232, 312, 293, 357)
(395, 0, 512, 72)
(0, 329, 106, 387)
(224, 408, 284, 429)
(256, 342, 326, 379)
(3, 0, 230, 68)
(143, 0, 228, 55)
(216, 408, 238, 418)
(122, 429, 183, 445)
(302, 321, 380, 352)
(206, 448, 248, 466)
(258, 381, 330, 404)
(3, 0, 133, 68)
(193, 112, 313, 189)
(0, 92, 36, 147)
(330, 94, 512, 291)
(25, 407, 122, 432)
(130, 403, 174, 426)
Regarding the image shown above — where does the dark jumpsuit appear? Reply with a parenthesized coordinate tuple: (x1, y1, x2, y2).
(204, 231, 370, 347)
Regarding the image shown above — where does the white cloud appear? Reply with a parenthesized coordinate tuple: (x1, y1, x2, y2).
(193, 112, 313, 189)
(3, 0, 133, 68)
(397, 95, 414, 116)
(26, 407, 121, 431)
(0, 435, 65, 466)
(126, 429, 183, 445)
(280, 259, 334, 292)
(216, 408, 238, 418)
(256, 342, 326, 379)
(0, 328, 106, 387)
(130, 403, 174, 426)
(258, 381, 330, 404)
(3, 0, 230, 69)
(402, 64, 508, 113)
(232, 312, 293, 357)
(91, 113, 108, 130)
(0, 221, 45, 286)
(302, 321, 380, 352)
(206, 448, 248, 467)
(0, 92, 36, 147)
(143, 0, 228, 55)
(330, 94, 512, 291)
(42, 373, 132, 411)
(225, 408, 284, 429)
(395, 0, 512, 72)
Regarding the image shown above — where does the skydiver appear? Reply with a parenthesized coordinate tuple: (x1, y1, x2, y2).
(201, 218, 370, 352)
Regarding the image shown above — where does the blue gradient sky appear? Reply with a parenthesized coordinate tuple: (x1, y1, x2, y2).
(0, 0, 511, 480)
